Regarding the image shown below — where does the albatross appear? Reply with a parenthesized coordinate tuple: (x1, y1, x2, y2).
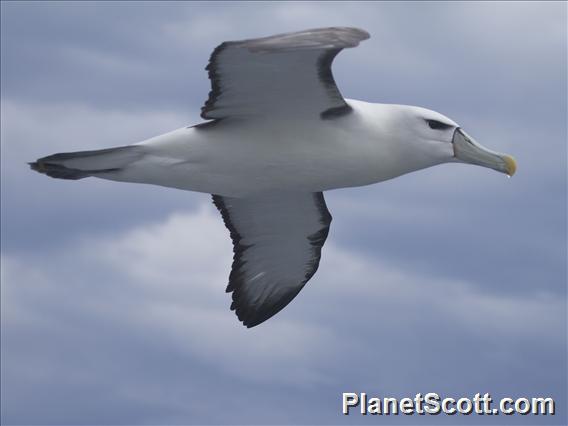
(30, 27, 516, 328)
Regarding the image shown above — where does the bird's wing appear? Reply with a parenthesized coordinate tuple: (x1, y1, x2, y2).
(212, 192, 332, 327)
(201, 27, 370, 120)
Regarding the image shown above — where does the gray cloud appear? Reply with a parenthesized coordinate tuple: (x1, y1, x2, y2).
(1, 1, 566, 424)
(2, 206, 565, 424)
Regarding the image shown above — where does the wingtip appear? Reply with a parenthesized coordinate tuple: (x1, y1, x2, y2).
(315, 26, 370, 42)
(242, 316, 263, 329)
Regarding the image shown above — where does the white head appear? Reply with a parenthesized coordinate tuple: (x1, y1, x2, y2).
(381, 104, 516, 177)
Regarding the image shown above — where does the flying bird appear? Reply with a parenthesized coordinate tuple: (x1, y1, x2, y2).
(30, 27, 516, 328)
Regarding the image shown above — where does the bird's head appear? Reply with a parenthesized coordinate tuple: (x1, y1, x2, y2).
(392, 105, 516, 177)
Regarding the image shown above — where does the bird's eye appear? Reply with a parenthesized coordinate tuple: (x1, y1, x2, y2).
(426, 119, 452, 130)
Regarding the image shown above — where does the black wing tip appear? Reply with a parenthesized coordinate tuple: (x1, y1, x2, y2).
(235, 293, 304, 328)
(236, 306, 281, 328)
(227, 248, 323, 327)
(230, 274, 307, 328)
(243, 316, 266, 328)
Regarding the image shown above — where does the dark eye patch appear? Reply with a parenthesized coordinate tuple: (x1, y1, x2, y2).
(426, 119, 452, 130)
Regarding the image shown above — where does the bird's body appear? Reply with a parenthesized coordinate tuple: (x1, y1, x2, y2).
(30, 27, 516, 327)
(78, 100, 457, 197)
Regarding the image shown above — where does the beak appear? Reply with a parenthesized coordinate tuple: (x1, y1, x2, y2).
(452, 128, 516, 176)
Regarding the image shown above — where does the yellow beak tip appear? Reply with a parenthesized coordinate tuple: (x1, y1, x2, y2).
(503, 155, 517, 177)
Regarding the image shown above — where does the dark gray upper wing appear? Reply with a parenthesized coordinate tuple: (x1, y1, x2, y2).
(212, 192, 332, 327)
(201, 27, 370, 120)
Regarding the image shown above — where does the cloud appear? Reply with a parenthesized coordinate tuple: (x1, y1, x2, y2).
(2, 205, 336, 385)
(1, 1, 565, 424)
(1, 98, 200, 252)
(2, 203, 565, 423)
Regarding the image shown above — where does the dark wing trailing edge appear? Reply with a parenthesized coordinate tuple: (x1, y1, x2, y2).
(201, 27, 370, 120)
(212, 192, 332, 327)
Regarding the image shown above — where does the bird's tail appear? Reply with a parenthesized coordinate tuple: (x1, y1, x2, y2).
(29, 146, 143, 180)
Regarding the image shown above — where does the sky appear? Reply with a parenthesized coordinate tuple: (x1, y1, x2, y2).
(1, 1, 566, 425)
